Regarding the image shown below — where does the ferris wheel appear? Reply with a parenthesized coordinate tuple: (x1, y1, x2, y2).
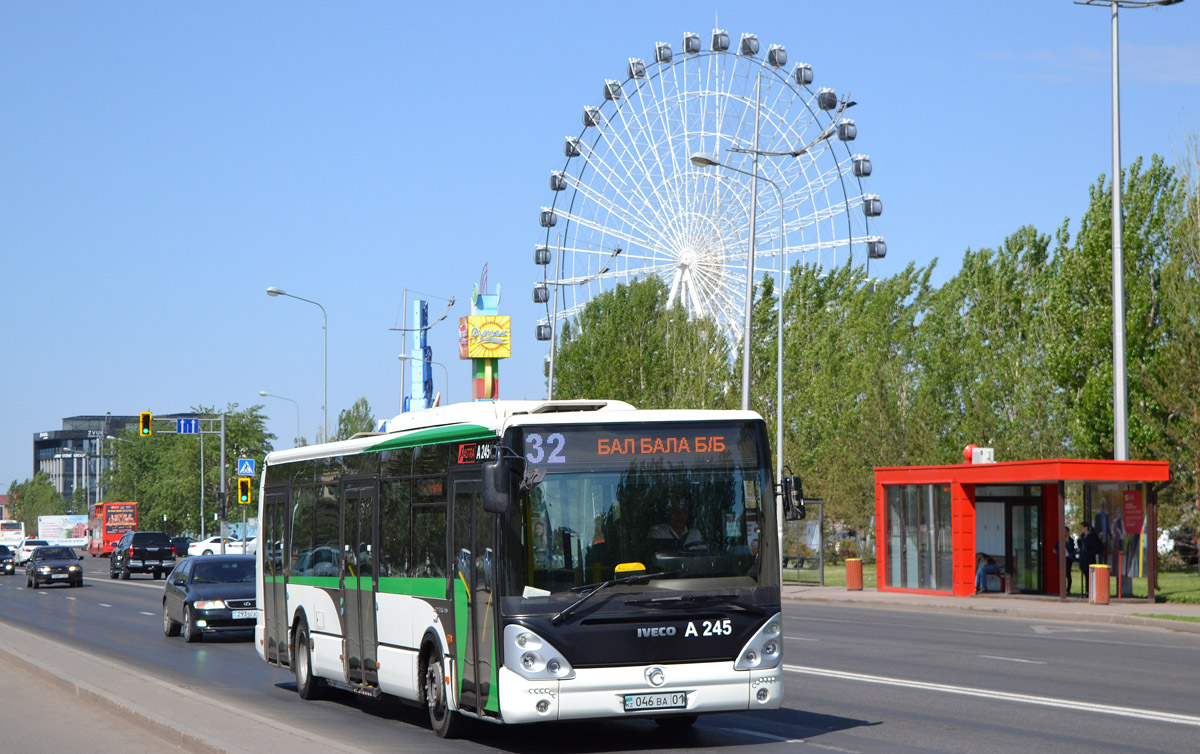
(533, 28, 884, 345)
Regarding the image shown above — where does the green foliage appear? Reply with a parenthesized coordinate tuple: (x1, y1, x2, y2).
(552, 277, 735, 409)
(7, 473, 66, 530)
(335, 397, 376, 442)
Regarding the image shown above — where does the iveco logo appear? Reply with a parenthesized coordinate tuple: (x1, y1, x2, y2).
(637, 626, 676, 638)
(645, 666, 666, 687)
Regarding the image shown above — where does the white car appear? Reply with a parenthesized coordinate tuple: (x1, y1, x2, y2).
(15, 539, 50, 565)
(187, 537, 246, 556)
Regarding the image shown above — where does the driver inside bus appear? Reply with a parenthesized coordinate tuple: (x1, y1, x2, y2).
(649, 500, 702, 547)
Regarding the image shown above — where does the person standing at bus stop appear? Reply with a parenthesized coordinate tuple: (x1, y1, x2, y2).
(1078, 522, 1102, 597)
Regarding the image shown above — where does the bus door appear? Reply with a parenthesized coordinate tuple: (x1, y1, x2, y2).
(451, 477, 496, 716)
(262, 485, 291, 666)
(340, 478, 379, 686)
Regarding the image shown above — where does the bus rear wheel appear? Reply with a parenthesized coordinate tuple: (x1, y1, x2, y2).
(293, 622, 326, 700)
(424, 654, 465, 738)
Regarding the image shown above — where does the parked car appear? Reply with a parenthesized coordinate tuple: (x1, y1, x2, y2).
(109, 531, 176, 580)
(162, 555, 256, 643)
(188, 536, 246, 556)
(25, 545, 84, 588)
(0, 545, 15, 575)
(170, 536, 192, 559)
(15, 539, 49, 565)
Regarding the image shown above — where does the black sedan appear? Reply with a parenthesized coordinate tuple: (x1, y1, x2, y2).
(162, 555, 256, 643)
(25, 546, 84, 588)
(0, 545, 15, 575)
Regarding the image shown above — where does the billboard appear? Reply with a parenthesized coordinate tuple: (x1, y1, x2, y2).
(38, 514, 89, 547)
(464, 315, 511, 359)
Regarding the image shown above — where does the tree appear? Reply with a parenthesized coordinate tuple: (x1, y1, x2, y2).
(1045, 156, 1182, 458)
(1143, 136, 1200, 529)
(335, 397, 376, 441)
(916, 226, 1069, 463)
(552, 277, 735, 409)
(7, 473, 66, 531)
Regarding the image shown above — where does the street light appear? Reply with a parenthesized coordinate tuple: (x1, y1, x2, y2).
(266, 286, 327, 441)
(259, 391, 301, 443)
(398, 354, 450, 407)
(1076, 0, 1183, 460)
(690, 150, 788, 489)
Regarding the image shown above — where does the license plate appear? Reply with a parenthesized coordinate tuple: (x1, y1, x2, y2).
(231, 610, 255, 620)
(623, 692, 687, 711)
(146, 560, 160, 565)
(51, 574, 67, 579)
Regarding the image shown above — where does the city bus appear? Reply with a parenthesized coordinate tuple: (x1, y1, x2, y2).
(255, 400, 801, 737)
(88, 502, 138, 556)
(0, 520, 25, 549)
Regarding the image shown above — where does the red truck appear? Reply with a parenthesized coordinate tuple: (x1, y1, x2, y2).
(88, 502, 138, 557)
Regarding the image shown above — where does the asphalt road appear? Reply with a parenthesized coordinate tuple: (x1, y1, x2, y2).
(2, 556, 1198, 753)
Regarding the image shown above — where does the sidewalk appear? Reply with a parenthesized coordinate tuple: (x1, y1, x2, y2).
(782, 583, 1200, 634)
(0, 619, 371, 754)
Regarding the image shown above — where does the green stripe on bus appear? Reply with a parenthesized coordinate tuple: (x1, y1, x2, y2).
(378, 577, 447, 599)
(367, 424, 496, 452)
(286, 576, 341, 588)
(266, 575, 446, 600)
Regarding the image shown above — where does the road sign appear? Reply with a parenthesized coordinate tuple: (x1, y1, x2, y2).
(177, 418, 200, 434)
(237, 459, 255, 476)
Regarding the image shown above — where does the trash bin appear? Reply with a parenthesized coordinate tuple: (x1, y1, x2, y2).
(845, 557, 863, 591)
(1089, 563, 1110, 605)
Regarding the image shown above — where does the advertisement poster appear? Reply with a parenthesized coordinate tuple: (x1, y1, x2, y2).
(38, 514, 89, 547)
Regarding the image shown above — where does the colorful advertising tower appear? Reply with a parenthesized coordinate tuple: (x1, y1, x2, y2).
(459, 284, 510, 400)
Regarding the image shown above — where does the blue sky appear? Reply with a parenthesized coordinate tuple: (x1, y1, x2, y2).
(3, 2, 1198, 488)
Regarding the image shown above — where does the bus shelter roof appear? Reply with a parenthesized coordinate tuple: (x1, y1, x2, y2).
(873, 458, 1170, 487)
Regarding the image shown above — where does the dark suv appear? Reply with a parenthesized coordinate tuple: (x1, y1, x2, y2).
(110, 531, 176, 580)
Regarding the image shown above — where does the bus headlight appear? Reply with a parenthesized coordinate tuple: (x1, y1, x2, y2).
(504, 625, 575, 680)
(734, 612, 783, 671)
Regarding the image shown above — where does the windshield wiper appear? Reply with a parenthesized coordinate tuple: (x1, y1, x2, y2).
(550, 571, 676, 626)
(624, 593, 766, 615)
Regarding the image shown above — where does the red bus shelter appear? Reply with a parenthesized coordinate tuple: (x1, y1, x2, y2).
(873, 456, 1170, 601)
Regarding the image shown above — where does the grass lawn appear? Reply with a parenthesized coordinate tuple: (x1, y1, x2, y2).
(784, 563, 1200, 604)
(784, 561, 877, 589)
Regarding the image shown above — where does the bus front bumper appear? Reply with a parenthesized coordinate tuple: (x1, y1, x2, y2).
(497, 661, 783, 724)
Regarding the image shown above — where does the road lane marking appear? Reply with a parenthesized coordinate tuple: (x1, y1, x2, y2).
(98, 603, 112, 608)
(785, 664, 1200, 727)
(139, 611, 155, 616)
(1030, 624, 1106, 634)
(978, 655, 1046, 664)
(788, 636, 819, 642)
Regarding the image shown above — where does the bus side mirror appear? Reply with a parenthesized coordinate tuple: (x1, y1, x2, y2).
(782, 476, 806, 521)
(482, 456, 516, 514)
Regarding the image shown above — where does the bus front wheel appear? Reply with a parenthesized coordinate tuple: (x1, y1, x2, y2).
(424, 653, 465, 738)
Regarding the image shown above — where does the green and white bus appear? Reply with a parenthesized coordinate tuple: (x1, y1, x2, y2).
(255, 399, 801, 737)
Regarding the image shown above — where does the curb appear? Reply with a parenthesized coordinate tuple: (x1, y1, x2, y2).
(782, 593, 1200, 635)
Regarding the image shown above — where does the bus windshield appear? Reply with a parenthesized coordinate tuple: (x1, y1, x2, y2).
(498, 420, 777, 616)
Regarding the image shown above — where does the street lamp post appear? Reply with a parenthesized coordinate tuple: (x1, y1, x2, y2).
(1076, 0, 1183, 460)
(398, 354, 450, 407)
(259, 391, 301, 444)
(266, 287, 327, 441)
(690, 153, 787, 485)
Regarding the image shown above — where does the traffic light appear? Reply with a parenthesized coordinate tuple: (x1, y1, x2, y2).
(238, 477, 251, 505)
(140, 411, 152, 436)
